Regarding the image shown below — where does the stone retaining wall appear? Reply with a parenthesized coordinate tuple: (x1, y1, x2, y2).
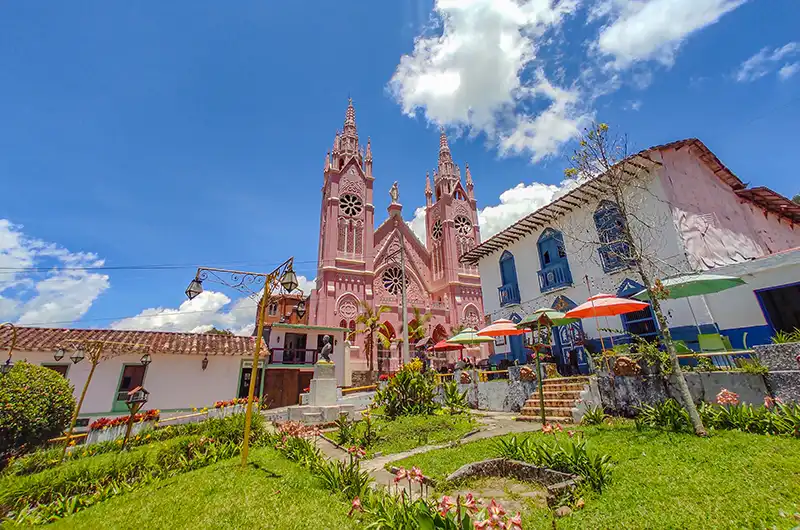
(754, 342, 800, 403)
(597, 371, 769, 416)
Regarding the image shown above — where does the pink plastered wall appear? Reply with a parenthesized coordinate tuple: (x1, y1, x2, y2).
(656, 146, 800, 271)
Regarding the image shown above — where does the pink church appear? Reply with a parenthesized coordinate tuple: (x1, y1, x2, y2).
(309, 100, 485, 371)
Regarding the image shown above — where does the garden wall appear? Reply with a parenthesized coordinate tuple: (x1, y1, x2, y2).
(754, 342, 800, 403)
(447, 367, 537, 413)
(597, 371, 769, 416)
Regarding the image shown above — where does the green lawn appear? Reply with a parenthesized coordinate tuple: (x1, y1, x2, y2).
(392, 422, 800, 529)
(45, 448, 358, 530)
(369, 413, 477, 456)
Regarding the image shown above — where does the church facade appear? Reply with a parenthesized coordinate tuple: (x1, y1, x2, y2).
(308, 100, 485, 370)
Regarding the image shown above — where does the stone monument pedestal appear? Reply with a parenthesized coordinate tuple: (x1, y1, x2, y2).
(287, 361, 356, 424)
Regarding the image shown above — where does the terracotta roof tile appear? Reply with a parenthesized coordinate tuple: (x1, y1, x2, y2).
(0, 326, 265, 357)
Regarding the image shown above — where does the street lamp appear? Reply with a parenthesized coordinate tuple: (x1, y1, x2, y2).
(121, 386, 150, 450)
(295, 299, 307, 320)
(54, 348, 65, 362)
(184, 258, 298, 467)
(0, 323, 17, 376)
(140, 353, 152, 366)
(70, 344, 85, 364)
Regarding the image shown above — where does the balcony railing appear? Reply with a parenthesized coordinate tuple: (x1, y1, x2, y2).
(498, 283, 521, 306)
(538, 262, 573, 293)
(269, 348, 318, 365)
(598, 242, 634, 273)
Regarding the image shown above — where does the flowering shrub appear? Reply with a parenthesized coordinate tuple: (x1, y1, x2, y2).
(213, 397, 258, 409)
(637, 398, 800, 437)
(716, 388, 740, 406)
(89, 409, 160, 431)
(374, 361, 439, 418)
(378, 374, 389, 382)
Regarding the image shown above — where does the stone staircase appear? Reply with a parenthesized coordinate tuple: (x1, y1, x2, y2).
(518, 376, 593, 424)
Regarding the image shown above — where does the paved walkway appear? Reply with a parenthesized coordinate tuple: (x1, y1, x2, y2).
(314, 411, 541, 496)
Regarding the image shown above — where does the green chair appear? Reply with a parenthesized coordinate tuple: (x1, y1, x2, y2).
(673, 340, 694, 353)
(721, 335, 734, 351)
(698, 333, 726, 352)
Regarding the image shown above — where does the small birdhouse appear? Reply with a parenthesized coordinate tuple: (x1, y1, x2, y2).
(126, 386, 149, 406)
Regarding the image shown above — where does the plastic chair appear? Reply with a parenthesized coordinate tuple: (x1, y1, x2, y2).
(673, 340, 694, 353)
(721, 336, 734, 351)
(698, 333, 726, 352)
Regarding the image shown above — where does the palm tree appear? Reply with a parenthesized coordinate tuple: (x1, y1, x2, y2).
(355, 301, 390, 374)
(449, 323, 468, 336)
(406, 307, 433, 348)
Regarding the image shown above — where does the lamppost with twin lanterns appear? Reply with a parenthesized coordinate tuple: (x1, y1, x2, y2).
(184, 257, 299, 468)
(56, 338, 150, 458)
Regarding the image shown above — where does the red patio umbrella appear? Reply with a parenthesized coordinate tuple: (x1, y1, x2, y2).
(476, 319, 526, 337)
(431, 339, 464, 362)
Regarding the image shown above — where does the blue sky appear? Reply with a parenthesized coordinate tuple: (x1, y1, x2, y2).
(1, 0, 798, 334)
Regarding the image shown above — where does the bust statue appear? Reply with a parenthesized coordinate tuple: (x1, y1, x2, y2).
(389, 181, 399, 204)
(319, 334, 333, 363)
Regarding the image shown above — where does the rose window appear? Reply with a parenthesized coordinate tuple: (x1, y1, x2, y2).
(454, 216, 472, 235)
(340, 194, 363, 217)
(382, 267, 408, 295)
(432, 220, 443, 240)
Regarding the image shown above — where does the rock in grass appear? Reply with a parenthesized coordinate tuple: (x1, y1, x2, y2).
(555, 506, 573, 518)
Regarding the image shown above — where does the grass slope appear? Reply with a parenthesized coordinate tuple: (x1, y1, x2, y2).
(47, 448, 358, 530)
(369, 414, 477, 456)
(392, 423, 800, 529)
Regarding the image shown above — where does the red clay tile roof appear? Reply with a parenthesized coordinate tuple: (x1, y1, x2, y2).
(0, 326, 265, 356)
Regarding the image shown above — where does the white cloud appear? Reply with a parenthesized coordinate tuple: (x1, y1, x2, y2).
(297, 275, 316, 296)
(778, 62, 800, 81)
(0, 219, 109, 326)
(111, 274, 316, 336)
(407, 206, 428, 245)
(735, 42, 799, 82)
(390, 0, 742, 162)
(389, 0, 587, 161)
(597, 0, 745, 68)
(477, 178, 578, 239)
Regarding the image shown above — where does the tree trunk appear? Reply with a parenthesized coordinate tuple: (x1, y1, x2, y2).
(639, 269, 707, 436)
(366, 330, 374, 373)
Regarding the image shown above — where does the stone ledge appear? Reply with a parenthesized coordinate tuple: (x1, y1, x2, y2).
(444, 458, 581, 499)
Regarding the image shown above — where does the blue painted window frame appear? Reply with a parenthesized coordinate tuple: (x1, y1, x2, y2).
(616, 278, 659, 340)
(536, 228, 572, 293)
(593, 200, 633, 273)
(498, 250, 520, 306)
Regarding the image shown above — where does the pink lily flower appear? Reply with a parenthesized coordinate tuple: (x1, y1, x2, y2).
(410, 466, 424, 483)
(541, 423, 553, 434)
(393, 468, 408, 483)
(567, 430, 576, 438)
(487, 499, 506, 520)
(348, 496, 363, 516)
(438, 495, 456, 516)
(462, 493, 479, 514)
(506, 512, 523, 530)
(553, 423, 564, 432)
(473, 520, 490, 529)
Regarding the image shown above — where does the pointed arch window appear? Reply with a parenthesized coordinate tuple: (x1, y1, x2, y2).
(594, 200, 633, 273)
(537, 228, 573, 293)
(498, 250, 520, 307)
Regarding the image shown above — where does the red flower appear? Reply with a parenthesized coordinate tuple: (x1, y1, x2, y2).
(410, 466, 424, 483)
(393, 468, 408, 483)
(378, 374, 389, 381)
(348, 496, 363, 517)
(437, 495, 455, 516)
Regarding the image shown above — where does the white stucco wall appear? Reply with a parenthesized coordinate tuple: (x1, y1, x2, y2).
(477, 170, 693, 350)
(15, 351, 244, 416)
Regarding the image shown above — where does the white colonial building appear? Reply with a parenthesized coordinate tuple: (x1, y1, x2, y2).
(461, 139, 800, 374)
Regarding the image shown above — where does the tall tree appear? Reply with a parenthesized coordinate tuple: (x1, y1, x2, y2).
(207, 328, 234, 336)
(355, 301, 390, 374)
(561, 123, 707, 436)
(793, 194, 800, 205)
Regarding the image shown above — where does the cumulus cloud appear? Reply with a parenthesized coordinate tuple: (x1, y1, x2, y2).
(407, 206, 428, 245)
(477, 177, 579, 239)
(735, 42, 799, 82)
(390, 0, 587, 161)
(596, 0, 744, 68)
(0, 219, 109, 326)
(111, 275, 316, 336)
(390, 0, 743, 161)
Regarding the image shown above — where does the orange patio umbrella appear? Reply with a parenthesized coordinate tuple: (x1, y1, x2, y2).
(565, 293, 650, 352)
(476, 319, 526, 337)
(565, 293, 649, 318)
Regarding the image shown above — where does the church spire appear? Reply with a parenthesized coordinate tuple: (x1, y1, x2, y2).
(340, 97, 359, 155)
(365, 137, 372, 161)
(465, 163, 473, 187)
(434, 128, 458, 194)
(425, 171, 432, 207)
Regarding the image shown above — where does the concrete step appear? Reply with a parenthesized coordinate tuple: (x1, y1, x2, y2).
(525, 398, 577, 408)
(542, 376, 591, 385)
(302, 412, 324, 423)
(516, 414, 574, 424)
(522, 405, 574, 417)
(538, 384, 586, 394)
